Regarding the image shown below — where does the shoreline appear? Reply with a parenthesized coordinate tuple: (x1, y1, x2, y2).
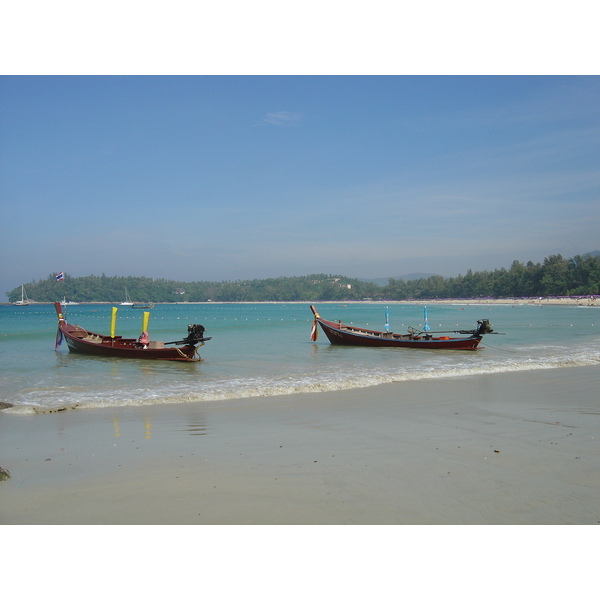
(1, 364, 599, 525)
(3, 296, 598, 307)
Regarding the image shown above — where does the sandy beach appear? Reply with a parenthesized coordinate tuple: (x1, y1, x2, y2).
(419, 297, 598, 306)
(1, 364, 599, 525)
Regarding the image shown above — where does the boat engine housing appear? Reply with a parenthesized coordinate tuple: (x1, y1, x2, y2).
(184, 323, 206, 344)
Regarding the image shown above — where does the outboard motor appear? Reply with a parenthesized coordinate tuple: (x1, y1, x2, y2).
(184, 324, 206, 345)
(475, 319, 494, 336)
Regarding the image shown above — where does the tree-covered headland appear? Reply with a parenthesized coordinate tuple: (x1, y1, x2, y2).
(6, 253, 600, 304)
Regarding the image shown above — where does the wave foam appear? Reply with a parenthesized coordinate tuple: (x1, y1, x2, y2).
(7, 349, 600, 413)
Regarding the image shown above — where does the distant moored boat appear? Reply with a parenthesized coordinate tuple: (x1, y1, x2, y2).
(60, 296, 79, 306)
(13, 285, 32, 306)
(120, 288, 134, 306)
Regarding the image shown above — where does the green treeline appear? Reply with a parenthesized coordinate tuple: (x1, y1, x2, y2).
(8, 274, 379, 303)
(7, 253, 600, 303)
(385, 254, 600, 299)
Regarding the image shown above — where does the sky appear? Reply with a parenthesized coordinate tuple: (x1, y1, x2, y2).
(1, 10, 599, 297)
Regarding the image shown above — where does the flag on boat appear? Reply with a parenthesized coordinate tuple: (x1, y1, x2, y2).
(56, 271, 64, 282)
(384, 307, 390, 331)
(424, 306, 430, 331)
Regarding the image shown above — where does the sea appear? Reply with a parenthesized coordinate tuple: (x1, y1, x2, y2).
(1, 301, 599, 414)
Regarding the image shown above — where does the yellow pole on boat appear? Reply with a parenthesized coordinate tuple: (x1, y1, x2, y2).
(110, 306, 118, 338)
(141, 311, 150, 333)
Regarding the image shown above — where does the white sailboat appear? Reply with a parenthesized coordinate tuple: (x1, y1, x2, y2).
(120, 288, 134, 306)
(13, 285, 32, 306)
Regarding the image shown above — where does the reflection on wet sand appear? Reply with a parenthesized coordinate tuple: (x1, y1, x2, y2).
(111, 414, 207, 439)
(185, 417, 207, 436)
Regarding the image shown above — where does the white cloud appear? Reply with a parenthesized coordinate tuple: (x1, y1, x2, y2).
(263, 111, 302, 126)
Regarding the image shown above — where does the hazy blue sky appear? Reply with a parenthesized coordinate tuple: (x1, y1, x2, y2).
(1, 75, 599, 295)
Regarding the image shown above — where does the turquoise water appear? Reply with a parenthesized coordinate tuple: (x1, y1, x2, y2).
(1, 302, 599, 413)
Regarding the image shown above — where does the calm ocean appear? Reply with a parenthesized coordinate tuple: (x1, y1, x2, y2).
(1, 302, 599, 413)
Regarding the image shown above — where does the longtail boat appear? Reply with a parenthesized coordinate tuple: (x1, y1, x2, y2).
(309, 305, 496, 350)
(54, 302, 210, 361)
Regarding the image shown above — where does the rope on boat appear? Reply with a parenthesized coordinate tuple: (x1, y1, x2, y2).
(176, 347, 189, 359)
(480, 341, 519, 353)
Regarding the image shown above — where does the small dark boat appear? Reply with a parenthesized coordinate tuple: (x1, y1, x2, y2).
(310, 305, 495, 350)
(54, 302, 210, 361)
(132, 303, 155, 309)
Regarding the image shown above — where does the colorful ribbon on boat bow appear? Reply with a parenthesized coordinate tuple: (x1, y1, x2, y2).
(310, 318, 318, 341)
(310, 306, 320, 341)
(54, 328, 63, 350)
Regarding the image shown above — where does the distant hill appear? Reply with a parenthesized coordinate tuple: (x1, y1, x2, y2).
(360, 273, 439, 287)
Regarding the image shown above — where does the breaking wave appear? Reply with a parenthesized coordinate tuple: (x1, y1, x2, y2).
(5, 346, 599, 413)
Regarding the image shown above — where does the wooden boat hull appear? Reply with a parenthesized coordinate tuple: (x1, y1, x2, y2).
(55, 303, 205, 361)
(310, 306, 482, 350)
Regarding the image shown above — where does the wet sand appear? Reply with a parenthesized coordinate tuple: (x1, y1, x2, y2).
(1, 365, 599, 525)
